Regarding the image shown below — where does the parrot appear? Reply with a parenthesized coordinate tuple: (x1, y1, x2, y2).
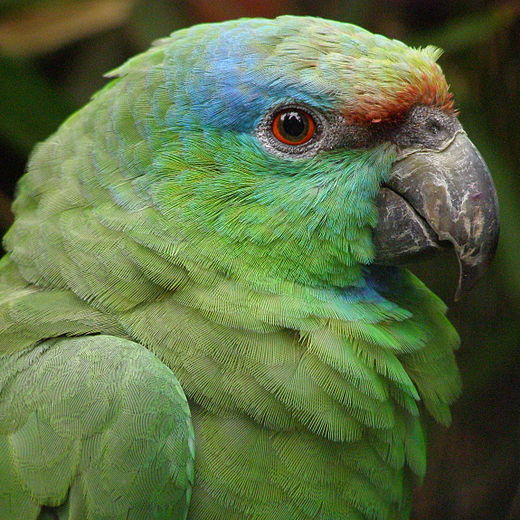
(0, 15, 499, 520)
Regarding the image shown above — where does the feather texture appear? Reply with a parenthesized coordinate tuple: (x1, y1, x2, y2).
(0, 16, 460, 520)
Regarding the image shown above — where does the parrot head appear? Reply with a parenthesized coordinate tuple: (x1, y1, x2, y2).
(11, 16, 499, 298)
(108, 16, 497, 294)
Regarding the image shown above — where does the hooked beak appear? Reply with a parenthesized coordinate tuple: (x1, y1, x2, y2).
(373, 130, 499, 300)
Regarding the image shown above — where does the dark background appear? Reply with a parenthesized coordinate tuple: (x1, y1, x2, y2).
(0, 1, 518, 518)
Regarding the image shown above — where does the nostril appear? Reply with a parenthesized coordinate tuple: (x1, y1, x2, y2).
(426, 119, 443, 135)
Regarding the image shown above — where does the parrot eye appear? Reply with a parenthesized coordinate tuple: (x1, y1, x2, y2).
(257, 104, 326, 158)
(272, 109, 316, 145)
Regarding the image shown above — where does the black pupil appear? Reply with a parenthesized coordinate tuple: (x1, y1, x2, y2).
(280, 111, 307, 140)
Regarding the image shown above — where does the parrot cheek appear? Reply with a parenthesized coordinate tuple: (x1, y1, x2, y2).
(373, 129, 499, 300)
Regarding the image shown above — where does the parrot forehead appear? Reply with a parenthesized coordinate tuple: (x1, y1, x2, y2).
(149, 16, 453, 130)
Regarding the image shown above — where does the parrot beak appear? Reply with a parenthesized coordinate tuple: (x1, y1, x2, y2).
(373, 130, 499, 300)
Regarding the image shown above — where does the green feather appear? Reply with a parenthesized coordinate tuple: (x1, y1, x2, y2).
(0, 336, 194, 519)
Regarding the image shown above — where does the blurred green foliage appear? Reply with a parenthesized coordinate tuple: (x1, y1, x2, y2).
(0, 0, 518, 518)
(0, 56, 73, 152)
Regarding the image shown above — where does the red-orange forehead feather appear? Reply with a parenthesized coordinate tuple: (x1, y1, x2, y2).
(343, 67, 454, 125)
(323, 42, 456, 125)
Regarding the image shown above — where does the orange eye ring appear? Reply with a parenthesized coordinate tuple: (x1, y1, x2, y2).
(272, 109, 316, 146)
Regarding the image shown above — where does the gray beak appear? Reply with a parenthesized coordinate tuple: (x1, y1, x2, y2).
(373, 130, 499, 300)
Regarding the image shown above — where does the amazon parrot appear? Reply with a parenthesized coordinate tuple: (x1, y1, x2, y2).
(0, 15, 499, 520)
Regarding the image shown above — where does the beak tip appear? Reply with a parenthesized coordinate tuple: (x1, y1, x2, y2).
(454, 272, 479, 302)
(453, 244, 498, 301)
(454, 272, 471, 302)
(454, 279, 470, 302)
